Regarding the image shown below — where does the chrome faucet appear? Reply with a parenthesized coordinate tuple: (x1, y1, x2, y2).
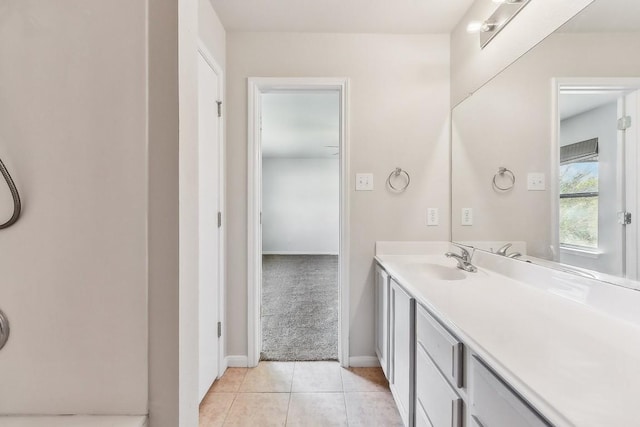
(445, 245, 477, 273)
(497, 243, 522, 259)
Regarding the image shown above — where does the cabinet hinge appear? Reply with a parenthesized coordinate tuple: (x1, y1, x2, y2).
(218, 211, 222, 228)
(216, 100, 222, 118)
(618, 211, 632, 225)
(618, 115, 632, 131)
(217, 321, 222, 338)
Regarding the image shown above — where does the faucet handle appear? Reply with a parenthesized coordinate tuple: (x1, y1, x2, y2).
(496, 243, 512, 256)
(451, 243, 474, 262)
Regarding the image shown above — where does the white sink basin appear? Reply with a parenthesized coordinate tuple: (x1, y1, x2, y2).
(404, 262, 467, 281)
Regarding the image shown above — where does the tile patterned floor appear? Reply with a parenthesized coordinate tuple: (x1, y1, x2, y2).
(199, 361, 403, 427)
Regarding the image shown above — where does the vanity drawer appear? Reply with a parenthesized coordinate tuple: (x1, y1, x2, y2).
(416, 304, 464, 389)
(415, 400, 433, 427)
(471, 357, 549, 427)
(416, 344, 462, 427)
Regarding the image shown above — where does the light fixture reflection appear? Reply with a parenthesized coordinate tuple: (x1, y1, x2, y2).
(466, 21, 496, 34)
(467, 0, 531, 48)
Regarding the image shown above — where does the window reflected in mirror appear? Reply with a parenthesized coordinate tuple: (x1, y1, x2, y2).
(559, 143, 599, 249)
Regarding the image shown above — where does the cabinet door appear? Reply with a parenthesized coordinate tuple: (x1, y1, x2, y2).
(375, 265, 390, 379)
(390, 278, 415, 427)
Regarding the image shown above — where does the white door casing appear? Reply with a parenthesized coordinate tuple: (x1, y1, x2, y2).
(625, 90, 639, 280)
(247, 78, 350, 367)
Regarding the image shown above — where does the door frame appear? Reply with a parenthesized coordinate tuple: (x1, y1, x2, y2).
(197, 40, 226, 378)
(551, 77, 640, 272)
(247, 77, 350, 367)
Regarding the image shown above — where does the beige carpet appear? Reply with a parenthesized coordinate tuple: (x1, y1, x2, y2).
(261, 255, 339, 361)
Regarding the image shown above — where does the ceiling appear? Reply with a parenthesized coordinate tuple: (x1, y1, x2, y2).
(209, 0, 475, 33)
(262, 92, 340, 159)
(559, 91, 623, 120)
(559, 0, 640, 33)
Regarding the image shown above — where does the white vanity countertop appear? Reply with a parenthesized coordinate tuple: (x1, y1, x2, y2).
(375, 242, 640, 427)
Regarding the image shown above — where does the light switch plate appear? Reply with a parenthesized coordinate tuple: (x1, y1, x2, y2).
(527, 173, 545, 191)
(461, 208, 473, 226)
(355, 173, 374, 191)
(427, 208, 439, 226)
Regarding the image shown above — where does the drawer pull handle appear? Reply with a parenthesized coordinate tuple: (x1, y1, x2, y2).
(453, 342, 464, 388)
(452, 398, 463, 427)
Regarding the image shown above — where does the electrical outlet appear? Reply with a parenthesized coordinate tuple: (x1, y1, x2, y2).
(527, 173, 545, 191)
(461, 208, 473, 226)
(355, 173, 374, 191)
(427, 208, 439, 226)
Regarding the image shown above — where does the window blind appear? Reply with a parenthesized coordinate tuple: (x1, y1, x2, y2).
(560, 138, 599, 164)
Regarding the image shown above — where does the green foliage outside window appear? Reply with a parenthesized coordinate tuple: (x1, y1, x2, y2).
(559, 162, 598, 249)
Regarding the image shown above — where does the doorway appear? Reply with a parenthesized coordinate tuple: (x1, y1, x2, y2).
(247, 78, 350, 367)
(261, 91, 340, 360)
(553, 78, 640, 279)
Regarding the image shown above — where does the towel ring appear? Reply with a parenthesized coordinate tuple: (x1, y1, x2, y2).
(0, 157, 21, 229)
(387, 167, 410, 192)
(492, 167, 515, 191)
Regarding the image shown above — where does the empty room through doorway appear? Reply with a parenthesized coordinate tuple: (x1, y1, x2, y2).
(261, 91, 340, 361)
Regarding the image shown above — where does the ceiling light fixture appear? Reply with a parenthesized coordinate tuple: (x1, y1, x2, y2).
(469, 0, 531, 48)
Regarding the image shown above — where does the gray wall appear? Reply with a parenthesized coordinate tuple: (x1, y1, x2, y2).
(0, 0, 147, 415)
(226, 32, 451, 360)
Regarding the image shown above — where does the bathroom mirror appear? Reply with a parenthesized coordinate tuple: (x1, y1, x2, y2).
(451, 0, 640, 287)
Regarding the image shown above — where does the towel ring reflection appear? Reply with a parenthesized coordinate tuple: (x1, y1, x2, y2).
(387, 167, 410, 192)
(492, 167, 515, 191)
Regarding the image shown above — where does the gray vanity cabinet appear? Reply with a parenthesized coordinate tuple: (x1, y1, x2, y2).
(390, 278, 415, 427)
(375, 265, 390, 378)
(470, 357, 549, 427)
(415, 304, 464, 427)
(375, 262, 549, 427)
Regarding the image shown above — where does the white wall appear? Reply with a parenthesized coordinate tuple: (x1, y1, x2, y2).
(262, 158, 339, 254)
(0, 0, 147, 415)
(451, 32, 640, 259)
(149, 0, 227, 425)
(175, 0, 227, 425)
(450, 0, 594, 106)
(560, 102, 620, 275)
(199, 0, 226, 69)
(226, 33, 451, 360)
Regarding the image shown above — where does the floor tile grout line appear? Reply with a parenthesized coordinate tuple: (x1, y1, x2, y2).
(284, 392, 293, 427)
(342, 388, 351, 426)
(220, 392, 238, 427)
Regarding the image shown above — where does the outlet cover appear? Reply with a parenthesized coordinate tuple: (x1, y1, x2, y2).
(427, 208, 439, 226)
(527, 173, 545, 191)
(461, 208, 473, 226)
(355, 173, 374, 191)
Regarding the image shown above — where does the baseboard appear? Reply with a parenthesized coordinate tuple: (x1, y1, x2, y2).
(225, 355, 249, 368)
(262, 251, 339, 255)
(349, 356, 381, 367)
(220, 355, 229, 372)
